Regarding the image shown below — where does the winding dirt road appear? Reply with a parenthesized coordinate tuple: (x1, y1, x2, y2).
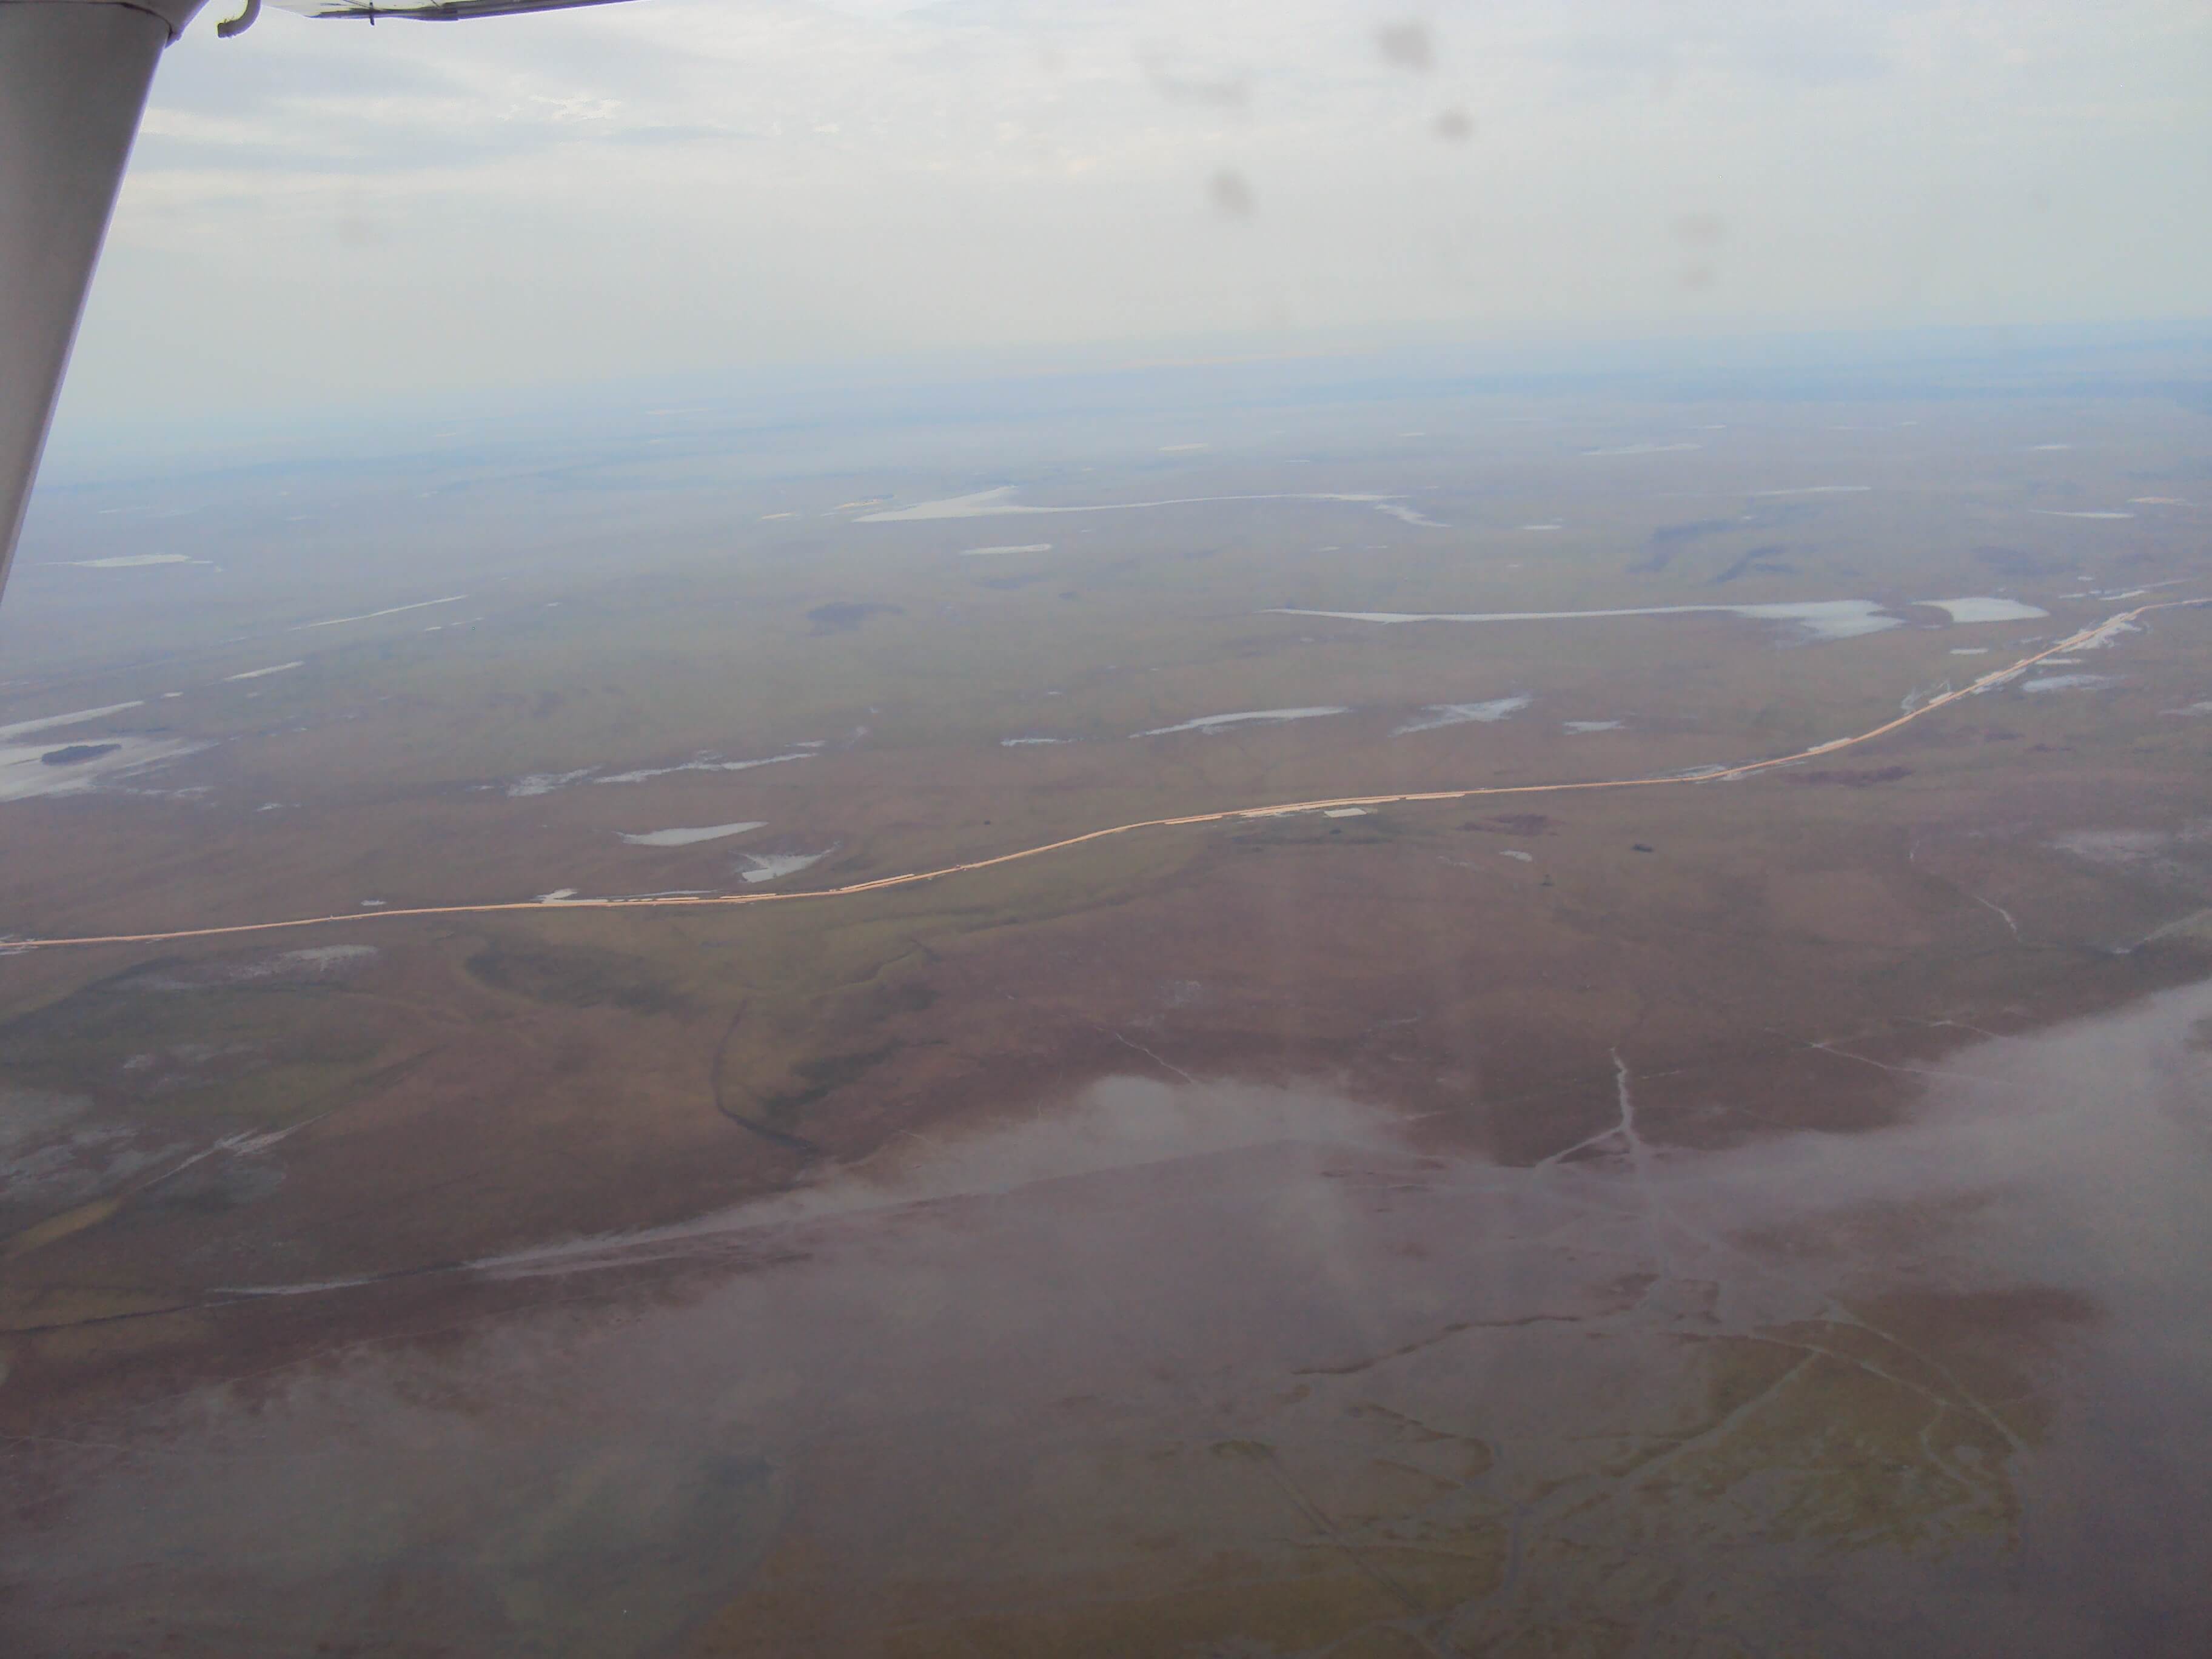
(8, 599, 2202, 953)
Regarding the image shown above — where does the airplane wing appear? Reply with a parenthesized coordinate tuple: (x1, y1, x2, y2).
(0, 0, 638, 602)
(270, 0, 635, 21)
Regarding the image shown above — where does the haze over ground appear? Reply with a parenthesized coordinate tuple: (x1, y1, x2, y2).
(7, 4, 2212, 1655)
(49, 0, 2212, 437)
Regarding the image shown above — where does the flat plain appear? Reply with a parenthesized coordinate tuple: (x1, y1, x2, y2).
(5, 340, 2212, 1655)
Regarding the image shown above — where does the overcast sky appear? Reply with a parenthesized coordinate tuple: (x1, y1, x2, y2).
(55, 0, 2212, 427)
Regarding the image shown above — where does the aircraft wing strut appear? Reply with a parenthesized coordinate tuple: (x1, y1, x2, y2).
(0, 0, 638, 601)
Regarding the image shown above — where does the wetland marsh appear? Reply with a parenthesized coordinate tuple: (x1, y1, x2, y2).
(5, 336, 2212, 1654)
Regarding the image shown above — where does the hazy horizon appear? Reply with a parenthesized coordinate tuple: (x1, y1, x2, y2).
(48, 0, 2212, 438)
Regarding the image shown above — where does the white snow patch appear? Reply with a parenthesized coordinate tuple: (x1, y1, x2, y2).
(618, 822, 765, 848)
(1395, 695, 1531, 735)
(507, 768, 597, 798)
(1563, 719, 1623, 733)
(2022, 674, 2120, 694)
(1748, 485, 1870, 497)
(1000, 736, 1069, 747)
(1500, 850, 1535, 862)
(2067, 616, 2142, 651)
(1135, 707, 1350, 738)
(1271, 600, 1900, 642)
(0, 701, 145, 740)
(1323, 807, 1370, 819)
(2049, 828, 2194, 866)
(62, 554, 195, 569)
(736, 849, 832, 885)
(1584, 442, 1701, 457)
(224, 662, 303, 682)
(0, 735, 201, 802)
(594, 753, 814, 786)
(857, 486, 1390, 522)
(2032, 509, 2134, 520)
(959, 543, 1053, 557)
(268, 945, 375, 975)
(295, 595, 468, 630)
(1374, 503, 1446, 528)
(857, 488, 1021, 520)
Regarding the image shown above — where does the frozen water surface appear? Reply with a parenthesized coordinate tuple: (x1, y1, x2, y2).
(1395, 695, 1532, 735)
(1916, 598, 2050, 624)
(1136, 707, 1350, 738)
(1273, 600, 1902, 642)
(618, 823, 766, 848)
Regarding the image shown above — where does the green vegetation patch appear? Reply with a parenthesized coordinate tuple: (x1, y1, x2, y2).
(0, 973, 399, 1128)
(464, 937, 686, 1015)
(754, 1042, 900, 1130)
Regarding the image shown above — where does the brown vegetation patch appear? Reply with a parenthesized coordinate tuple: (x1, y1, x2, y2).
(1463, 813, 1554, 836)
(1789, 765, 1913, 786)
(464, 937, 684, 1014)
